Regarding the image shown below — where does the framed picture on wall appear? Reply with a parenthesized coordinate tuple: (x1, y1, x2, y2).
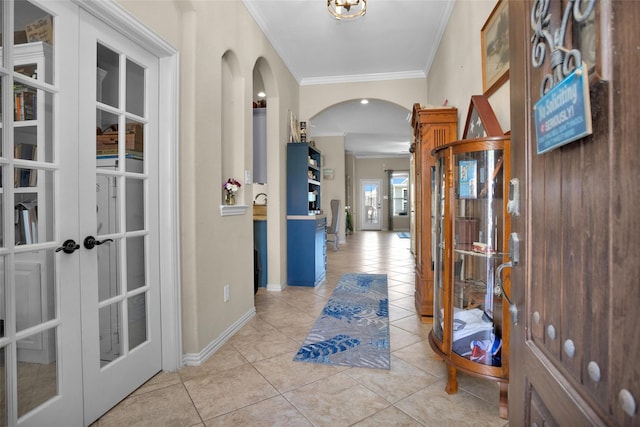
(481, 0, 509, 96)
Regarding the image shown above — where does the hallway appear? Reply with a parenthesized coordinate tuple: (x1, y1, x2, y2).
(94, 231, 507, 426)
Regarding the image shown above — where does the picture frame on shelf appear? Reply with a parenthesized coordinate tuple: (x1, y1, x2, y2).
(289, 110, 300, 142)
(481, 0, 509, 97)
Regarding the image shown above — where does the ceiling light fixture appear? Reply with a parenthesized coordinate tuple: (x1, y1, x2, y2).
(327, 0, 366, 20)
(360, 99, 369, 105)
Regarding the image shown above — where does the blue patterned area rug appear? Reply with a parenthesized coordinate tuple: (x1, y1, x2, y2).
(293, 273, 390, 370)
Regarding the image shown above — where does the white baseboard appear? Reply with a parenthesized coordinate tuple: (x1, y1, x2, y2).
(182, 306, 256, 366)
(266, 282, 287, 292)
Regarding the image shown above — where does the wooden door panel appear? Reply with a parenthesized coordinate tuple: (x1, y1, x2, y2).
(510, 1, 640, 426)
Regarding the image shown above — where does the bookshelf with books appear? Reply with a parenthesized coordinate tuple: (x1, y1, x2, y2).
(5, 42, 55, 364)
(10, 42, 52, 248)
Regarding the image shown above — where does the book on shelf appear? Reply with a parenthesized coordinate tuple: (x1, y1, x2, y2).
(14, 143, 37, 188)
(15, 201, 38, 245)
(14, 85, 37, 121)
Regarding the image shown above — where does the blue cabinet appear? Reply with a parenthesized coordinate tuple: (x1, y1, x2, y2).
(286, 143, 321, 215)
(253, 219, 267, 289)
(286, 142, 326, 286)
(287, 216, 326, 286)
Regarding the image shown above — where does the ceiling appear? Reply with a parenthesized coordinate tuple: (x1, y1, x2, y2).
(244, 0, 455, 158)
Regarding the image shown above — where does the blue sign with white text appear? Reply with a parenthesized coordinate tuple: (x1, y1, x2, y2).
(534, 65, 592, 154)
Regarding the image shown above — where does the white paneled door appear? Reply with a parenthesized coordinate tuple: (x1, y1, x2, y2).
(0, 2, 162, 425)
(78, 9, 161, 425)
(360, 179, 382, 230)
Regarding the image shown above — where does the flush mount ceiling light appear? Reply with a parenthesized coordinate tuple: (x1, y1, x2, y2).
(327, 0, 366, 20)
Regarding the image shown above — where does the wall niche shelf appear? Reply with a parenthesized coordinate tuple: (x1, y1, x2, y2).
(220, 205, 249, 216)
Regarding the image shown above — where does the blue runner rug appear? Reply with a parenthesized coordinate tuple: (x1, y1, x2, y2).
(293, 273, 390, 370)
(397, 232, 410, 239)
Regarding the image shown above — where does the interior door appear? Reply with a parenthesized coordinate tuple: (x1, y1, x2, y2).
(0, 1, 84, 425)
(509, 1, 640, 425)
(78, 10, 161, 424)
(360, 179, 381, 230)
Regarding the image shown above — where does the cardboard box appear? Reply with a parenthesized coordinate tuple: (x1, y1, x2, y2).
(96, 123, 144, 153)
(25, 16, 53, 45)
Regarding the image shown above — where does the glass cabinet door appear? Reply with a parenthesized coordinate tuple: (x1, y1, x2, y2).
(433, 154, 446, 342)
(451, 147, 505, 366)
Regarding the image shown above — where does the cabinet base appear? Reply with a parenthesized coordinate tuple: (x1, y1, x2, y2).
(414, 272, 434, 317)
(428, 331, 508, 419)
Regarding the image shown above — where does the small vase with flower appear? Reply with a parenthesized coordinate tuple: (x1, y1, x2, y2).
(223, 178, 241, 205)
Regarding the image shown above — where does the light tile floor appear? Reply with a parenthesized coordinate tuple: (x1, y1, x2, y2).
(95, 231, 509, 426)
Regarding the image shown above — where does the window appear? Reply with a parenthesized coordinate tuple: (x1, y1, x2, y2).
(390, 171, 409, 216)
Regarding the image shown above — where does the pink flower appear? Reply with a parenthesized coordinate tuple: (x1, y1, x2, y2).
(223, 178, 241, 194)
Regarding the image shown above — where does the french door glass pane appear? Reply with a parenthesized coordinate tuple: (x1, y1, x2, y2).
(364, 184, 378, 224)
(96, 44, 119, 108)
(14, 170, 54, 245)
(14, 3, 54, 85)
(96, 110, 119, 158)
(15, 250, 56, 332)
(0, 347, 6, 425)
(126, 236, 145, 291)
(127, 293, 147, 350)
(99, 303, 122, 367)
(125, 177, 144, 231)
(96, 172, 120, 235)
(0, 83, 3, 157)
(0, 257, 4, 336)
(14, 91, 54, 163)
(125, 119, 144, 169)
(126, 59, 144, 117)
(17, 328, 57, 417)
(0, 168, 3, 246)
(97, 240, 121, 302)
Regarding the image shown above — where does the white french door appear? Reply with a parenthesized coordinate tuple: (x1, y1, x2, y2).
(0, 1, 83, 425)
(360, 179, 382, 230)
(0, 1, 162, 425)
(78, 10, 161, 425)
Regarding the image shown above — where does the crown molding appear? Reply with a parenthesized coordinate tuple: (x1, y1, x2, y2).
(300, 70, 427, 86)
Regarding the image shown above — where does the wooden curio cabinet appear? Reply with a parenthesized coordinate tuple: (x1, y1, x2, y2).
(411, 105, 457, 319)
(428, 96, 510, 419)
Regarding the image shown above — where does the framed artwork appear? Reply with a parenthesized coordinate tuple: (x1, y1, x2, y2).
(481, 0, 509, 96)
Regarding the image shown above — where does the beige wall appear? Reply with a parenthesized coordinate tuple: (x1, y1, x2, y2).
(427, 0, 510, 133)
(117, 0, 299, 356)
(300, 78, 427, 123)
(352, 157, 411, 231)
(314, 136, 346, 245)
(116, 0, 508, 361)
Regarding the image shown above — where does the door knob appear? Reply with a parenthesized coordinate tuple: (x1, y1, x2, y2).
(83, 236, 114, 250)
(55, 239, 80, 254)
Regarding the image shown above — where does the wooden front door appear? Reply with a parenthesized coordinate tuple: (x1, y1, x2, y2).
(509, 1, 640, 425)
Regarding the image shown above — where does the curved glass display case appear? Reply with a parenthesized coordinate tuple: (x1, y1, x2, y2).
(429, 135, 511, 419)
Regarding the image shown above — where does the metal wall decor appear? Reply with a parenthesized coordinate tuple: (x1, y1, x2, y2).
(530, 0, 595, 97)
